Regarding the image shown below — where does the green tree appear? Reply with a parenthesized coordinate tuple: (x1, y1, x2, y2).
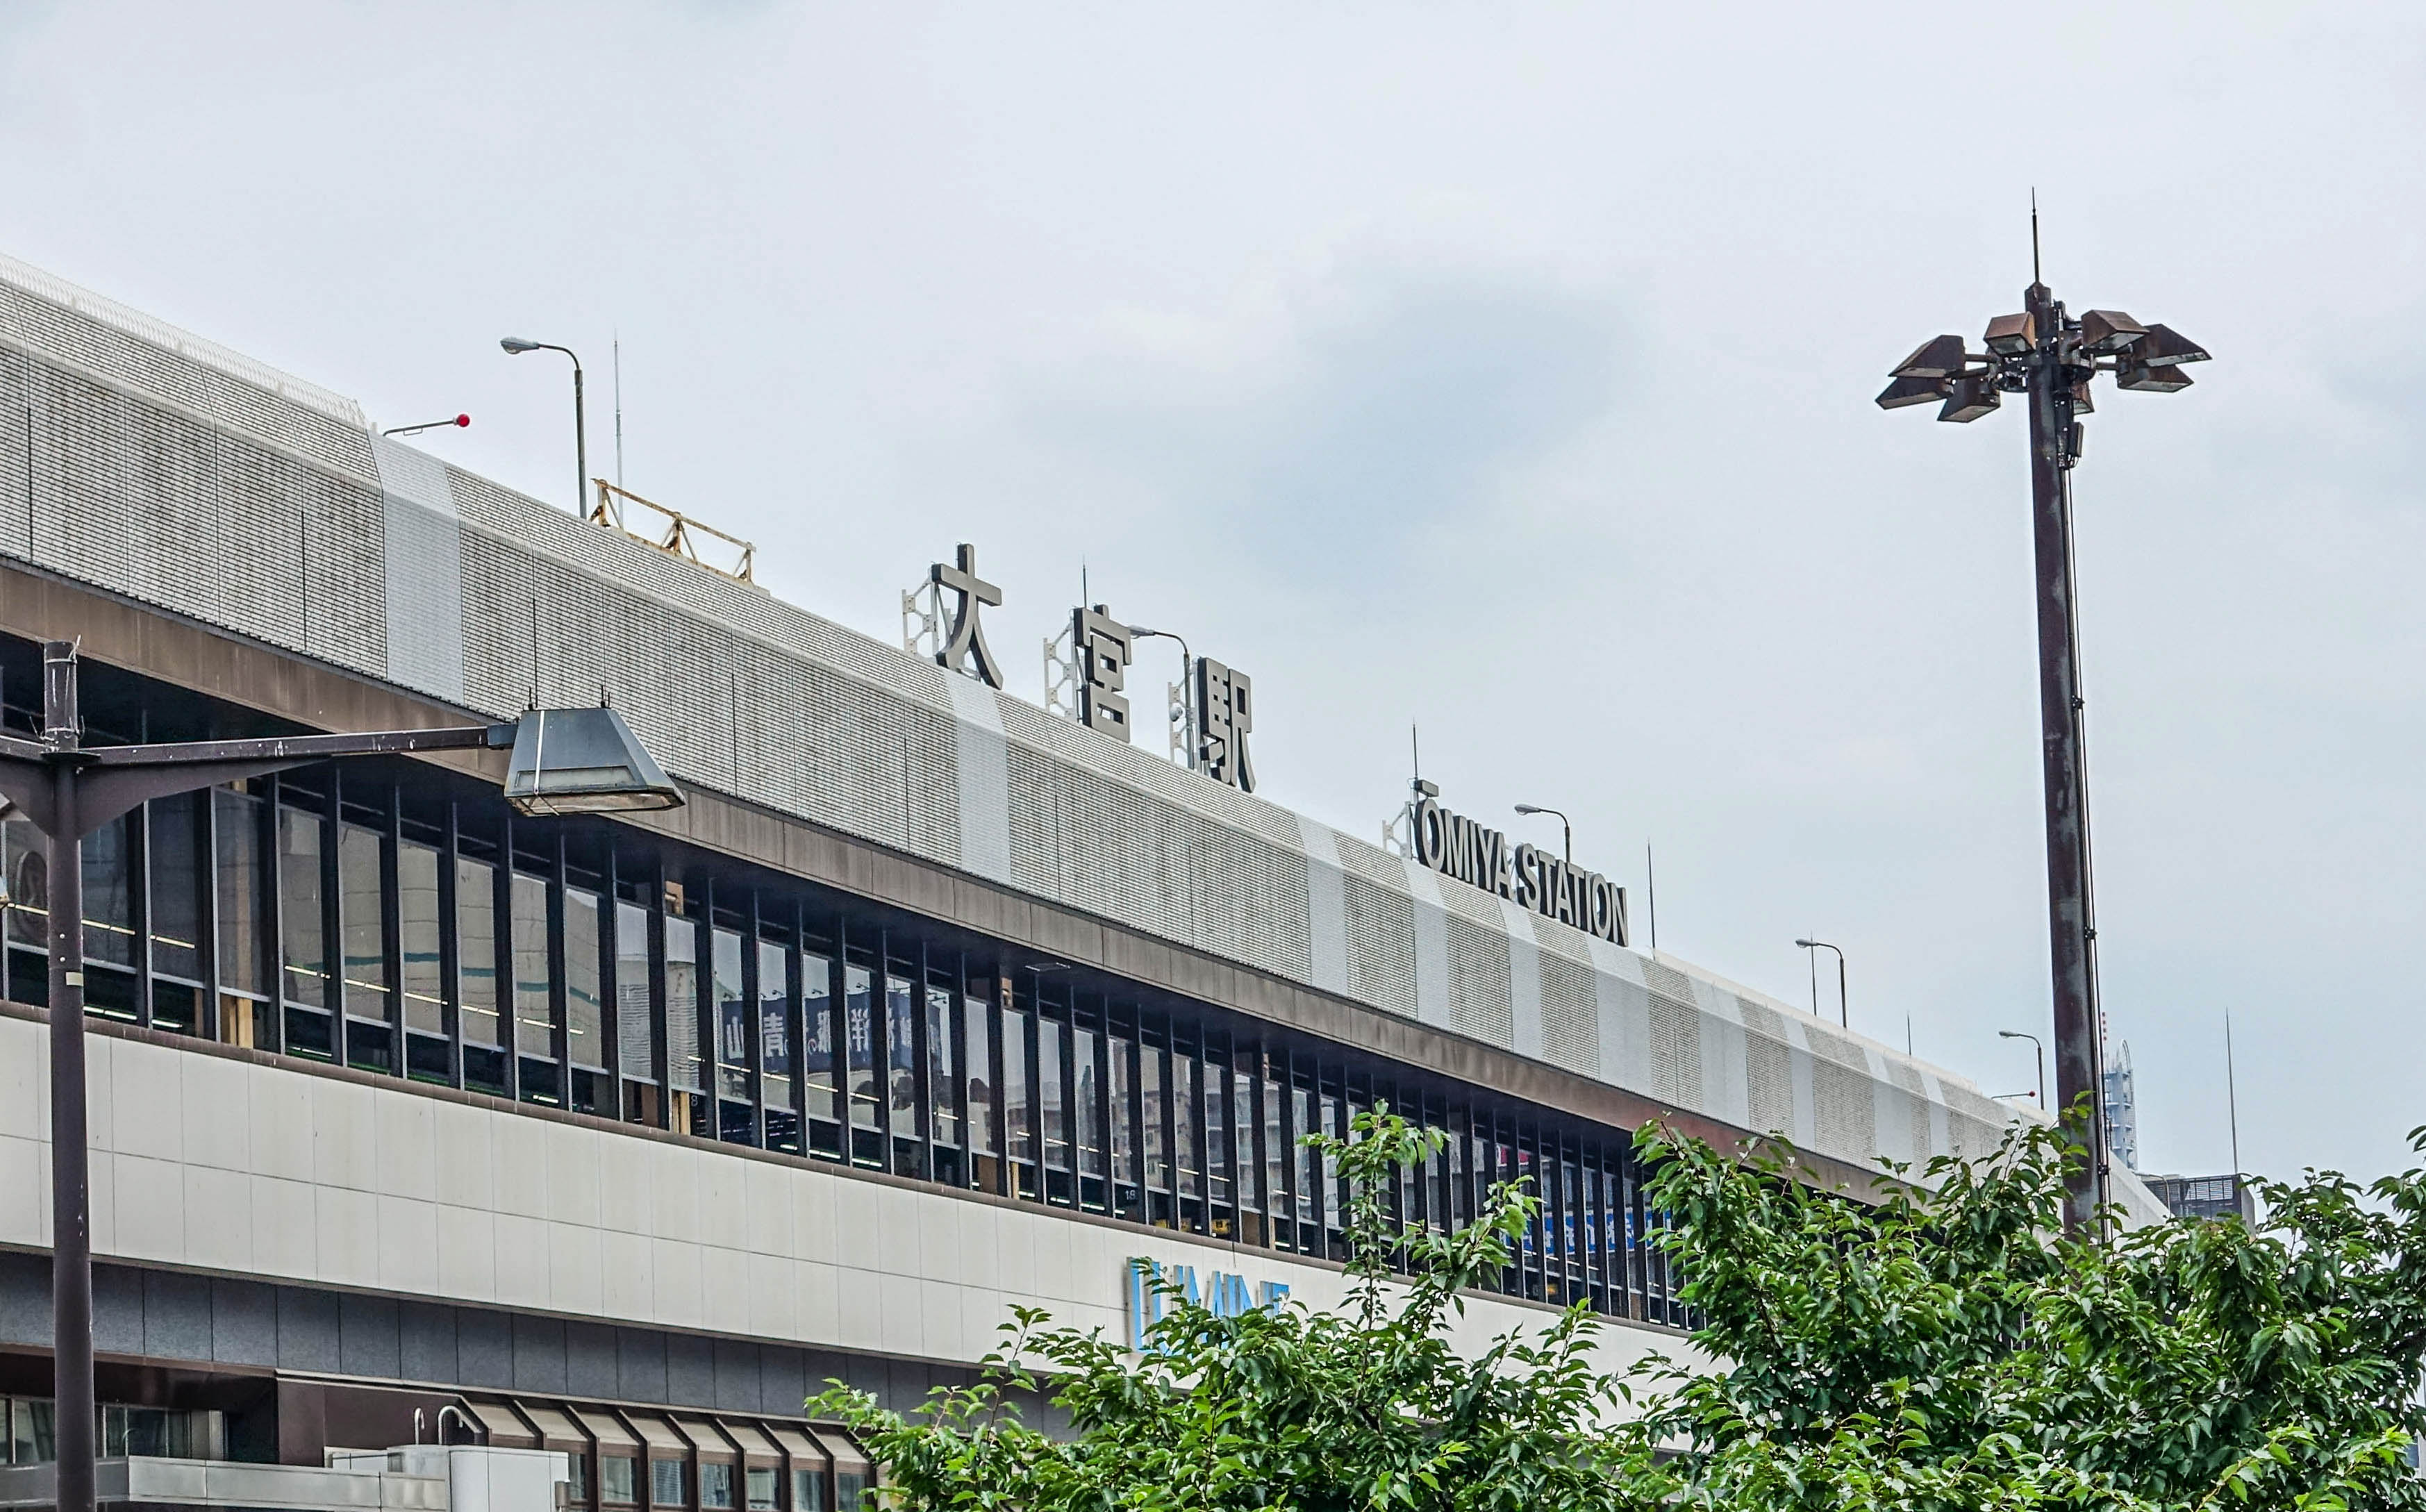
(815, 1107, 2426, 1512)
(811, 1103, 1658, 1511)
(1636, 1115, 2426, 1512)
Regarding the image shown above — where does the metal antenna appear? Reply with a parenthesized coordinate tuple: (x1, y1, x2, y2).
(2225, 1009, 2242, 1177)
(1645, 843, 1658, 954)
(613, 333, 625, 491)
(1410, 724, 1420, 786)
(2031, 188, 2042, 285)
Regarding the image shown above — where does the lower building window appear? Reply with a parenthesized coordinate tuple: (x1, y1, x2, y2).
(699, 1463, 735, 1510)
(650, 1459, 686, 1509)
(601, 1455, 637, 1506)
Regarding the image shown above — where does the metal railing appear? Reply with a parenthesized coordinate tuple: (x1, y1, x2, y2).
(590, 480, 760, 587)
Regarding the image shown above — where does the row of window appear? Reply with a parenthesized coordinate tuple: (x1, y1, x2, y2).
(0, 762, 1684, 1325)
(466, 1399, 868, 1512)
(1, 1397, 224, 1464)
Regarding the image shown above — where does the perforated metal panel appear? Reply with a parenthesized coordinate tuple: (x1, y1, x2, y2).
(0, 249, 2027, 1184)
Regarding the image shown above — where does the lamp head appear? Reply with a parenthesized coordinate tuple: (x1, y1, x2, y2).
(1794, 938, 1816, 949)
(502, 705, 684, 816)
(1891, 334, 1969, 380)
(2079, 310, 2147, 355)
(1126, 624, 1159, 638)
(2135, 323, 2211, 367)
(1937, 370, 2002, 422)
(1876, 374, 1952, 410)
(1999, 1030, 2025, 1040)
(1515, 804, 1545, 815)
(2115, 360, 2195, 394)
(1982, 312, 2036, 357)
(499, 337, 542, 355)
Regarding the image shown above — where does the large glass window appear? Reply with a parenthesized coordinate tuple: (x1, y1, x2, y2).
(1176, 1050, 1203, 1222)
(277, 804, 326, 1010)
(339, 824, 387, 1020)
(1142, 1038, 1170, 1223)
(1038, 1013, 1069, 1198)
(601, 1456, 636, 1507)
(1262, 1067, 1286, 1246)
(512, 871, 553, 1060)
(456, 856, 499, 1047)
(566, 888, 604, 1069)
(1003, 999, 1033, 1198)
(666, 917, 701, 1092)
(790, 1468, 826, 1512)
(925, 983, 958, 1180)
(649, 1459, 684, 1509)
(762, 940, 795, 1151)
(147, 794, 203, 984)
(1074, 1024, 1105, 1211)
(963, 983, 996, 1190)
(1111, 1031, 1137, 1214)
(886, 974, 919, 1171)
(211, 790, 263, 1041)
(399, 840, 443, 1035)
(802, 952, 836, 1149)
(616, 900, 654, 1080)
(714, 928, 748, 1107)
(845, 963, 877, 1136)
(81, 816, 134, 972)
(699, 1463, 734, 1510)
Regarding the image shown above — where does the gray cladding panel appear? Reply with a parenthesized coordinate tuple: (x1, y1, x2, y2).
(0, 251, 2016, 1180)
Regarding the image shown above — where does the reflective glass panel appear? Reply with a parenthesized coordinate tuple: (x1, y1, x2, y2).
(512, 871, 551, 1056)
(399, 840, 443, 1033)
(963, 988, 995, 1157)
(147, 794, 203, 982)
(802, 952, 834, 1119)
(566, 888, 604, 1068)
(1038, 1015, 1067, 1172)
(340, 824, 386, 1017)
(278, 805, 325, 1008)
(760, 940, 792, 1105)
(455, 856, 498, 1046)
(845, 965, 876, 1129)
(926, 985, 958, 1147)
(714, 927, 748, 1099)
(665, 917, 701, 1091)
(616, 901, 654, 1079)
(81, 816, 133, 968)
(887, 974, 917, 1140)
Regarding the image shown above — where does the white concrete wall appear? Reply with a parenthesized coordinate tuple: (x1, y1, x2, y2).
(0, 1016, 1688, 1382)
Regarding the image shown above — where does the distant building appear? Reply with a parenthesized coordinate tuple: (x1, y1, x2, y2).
(2104, 1038, 2140, 1171)
(2142, 1173, 2257, 1224)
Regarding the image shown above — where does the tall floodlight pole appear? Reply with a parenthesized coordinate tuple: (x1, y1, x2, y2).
(1877, 235, 2209, 1232)
(0, 644, 683, 1512)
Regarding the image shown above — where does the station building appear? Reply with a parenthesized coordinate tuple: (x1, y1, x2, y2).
(0, 251, 2134, 1506)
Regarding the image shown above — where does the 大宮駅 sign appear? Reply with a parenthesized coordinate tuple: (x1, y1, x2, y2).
(1411, 797, 1628, 945)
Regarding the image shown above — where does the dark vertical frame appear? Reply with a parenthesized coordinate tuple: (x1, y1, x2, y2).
(197, 779, 221, 1042)
(381, 781, 406, 1075)
(439, 799, 463, 1087)
(259, 771, 286, 1055)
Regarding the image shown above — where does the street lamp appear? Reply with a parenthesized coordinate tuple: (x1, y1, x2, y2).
(501, 338, 586, 513)
(0, 642, 681, 1512)
(381, 413, 472, 439)
(1512, 803, 1571, 863)
(1125, 625, 1195, 772)
(2000, 1029, 2047, 1110)
(1792, 938, 1847, 1029)
(1875, 229, 2208, 1231)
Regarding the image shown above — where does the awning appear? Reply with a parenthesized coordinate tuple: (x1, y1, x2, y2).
(572, 1410, 639, 1455)
(463, 1402, 535, 1450)
(720, 1423, 781, 1467)
(670, 1419, 736, 1463)
(761, 1424, 825, 1470)
(516, 1405, 588, 1452)
(623, 1415, 688, 1461)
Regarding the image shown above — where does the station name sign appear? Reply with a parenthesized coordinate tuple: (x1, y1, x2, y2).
(1410, 797, 1628, 945)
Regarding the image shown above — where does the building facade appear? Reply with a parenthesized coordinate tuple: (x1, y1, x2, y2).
(0, 249, 2145, 1499)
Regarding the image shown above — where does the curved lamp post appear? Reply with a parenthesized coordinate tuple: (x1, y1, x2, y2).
(0, 643, 679, 1512)
(1793, 937, 1847, 1029)
(501, 338, 586, 513)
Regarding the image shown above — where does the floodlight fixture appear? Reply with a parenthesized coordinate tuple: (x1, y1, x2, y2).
(501, 705, 684, 816)
(1983, 312, 2036, 356)
(1875, 375, 1950, 410)
(1874, 230, 2210, 1234)
(1892, 333, 1969, 379)
(2078, 309, 2147, 354)
(2114, 360, 2194, 394)
(1937, 370, 2001, 422)
(2135, 323, 2211, 367)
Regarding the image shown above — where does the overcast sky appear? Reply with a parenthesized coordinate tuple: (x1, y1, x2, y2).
(4, 3, 2421, 1186)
